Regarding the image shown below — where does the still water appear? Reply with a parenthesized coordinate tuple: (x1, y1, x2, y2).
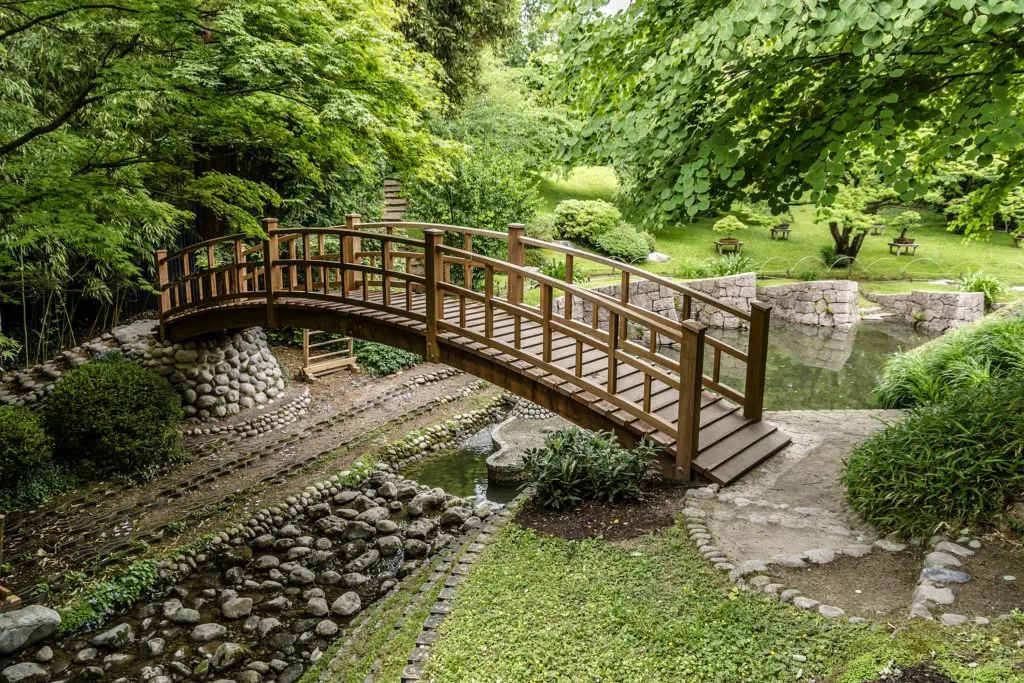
(662, 320, 936, 410)
(401, 423, 521, 504)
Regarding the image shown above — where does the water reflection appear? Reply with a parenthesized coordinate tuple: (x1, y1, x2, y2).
(402, 424, 520, 504)
(662, 321, 936, 410)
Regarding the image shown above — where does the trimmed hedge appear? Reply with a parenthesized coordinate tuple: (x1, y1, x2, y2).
(46, 359, 183, 479)
(552, 199, 621, 243)
(595, 225, 656, 262)
(843, 372, 1024, 536)
(0, 405, 53, 481)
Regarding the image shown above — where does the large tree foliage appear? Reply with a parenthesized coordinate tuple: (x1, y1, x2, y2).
(397, 0, 520, 101)
(0, 0, 441, 361)
(555, 0, 1024, 235)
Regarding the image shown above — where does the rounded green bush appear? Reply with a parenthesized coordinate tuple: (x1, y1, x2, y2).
(595, 225, 656, 262)
(552, 199, 621, 243)
(844, 372, 1024, 536)
(0, 405, 54, 480)
(46, 359, 183, 478)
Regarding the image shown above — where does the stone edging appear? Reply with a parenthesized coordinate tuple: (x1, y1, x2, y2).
(399, 499, 520, 681)
(185, 389, 311, 437)
(909, 533, 995, 626)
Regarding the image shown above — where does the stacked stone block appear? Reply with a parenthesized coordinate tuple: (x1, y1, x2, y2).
(755, 280, 860, 328)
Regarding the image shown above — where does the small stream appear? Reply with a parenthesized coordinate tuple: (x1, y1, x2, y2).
(402, 423, 521, 505)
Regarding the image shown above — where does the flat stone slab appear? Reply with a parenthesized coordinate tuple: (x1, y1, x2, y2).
(486, 415, 570, 484)
(921, 568, 971, 584)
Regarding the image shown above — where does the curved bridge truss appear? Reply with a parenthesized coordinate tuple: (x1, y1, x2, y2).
(155, 217, 790, 485)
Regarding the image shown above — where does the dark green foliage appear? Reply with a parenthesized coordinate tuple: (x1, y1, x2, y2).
(522, 428, 656, 510)
(844, 373, 1024, 536)
(0, 462, 78, 514)
(538, 258, 586, 283)
(353, 340, 422, 376)
(58, 558, 161, 634)
(958, 270, 1005, 312)
(45, 360, 183, 479)
(552, 200, 621, 243)
(594, 225, 656, 262)
(0, 405, 53, 481)
(820, 245, 851, 268)
(874, 311, 1024, 408)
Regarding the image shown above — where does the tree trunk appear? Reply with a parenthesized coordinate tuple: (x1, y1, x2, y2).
(829, 221, 866, 259)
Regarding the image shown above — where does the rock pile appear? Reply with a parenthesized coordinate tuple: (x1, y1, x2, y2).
(0, 470, 494, 683)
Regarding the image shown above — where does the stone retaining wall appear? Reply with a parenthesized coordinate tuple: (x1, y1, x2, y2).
(860, 290, 984, 332)
(550, 272, 757, 334)
(0, 318, 285, 420)
(755, 280, 859, 328)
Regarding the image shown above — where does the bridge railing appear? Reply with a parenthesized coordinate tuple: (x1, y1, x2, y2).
(156, 216, 771, 479)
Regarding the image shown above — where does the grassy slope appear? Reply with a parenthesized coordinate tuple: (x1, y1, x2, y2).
(534, 168, 1024, 285)
(426, 523, 1024, 683)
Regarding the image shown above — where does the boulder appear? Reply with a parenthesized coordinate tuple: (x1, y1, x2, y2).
(1, 662, 49, 683)
(330, 592, 361, 617)
(0, 606, 61, 655)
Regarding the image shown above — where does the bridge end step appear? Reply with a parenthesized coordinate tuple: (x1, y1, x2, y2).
(693, 422, 791, 486)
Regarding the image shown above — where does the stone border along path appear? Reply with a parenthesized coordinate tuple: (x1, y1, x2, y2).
(682, 486, 1015, 627)
(183, 389, 312, 438)
(3, 370, 487, 601)
(397, 500, 519, 682)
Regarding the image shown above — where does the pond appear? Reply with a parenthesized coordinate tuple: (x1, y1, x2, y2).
(662, 320, 937, 410)
(402, 422, 521, 504)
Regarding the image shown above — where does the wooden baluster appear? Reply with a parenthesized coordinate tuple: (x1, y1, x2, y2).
(681, 294, 692, 321)
(262, 217, 279, 327)
(607, 308, 619, 394)
(182, 251, 193, 304)
(155, 249, 169, 340)
(744, 302, 772, 422)
(207, 244, 217, 299)
(507, 223, 525, 305)
(564, 254, 574, 319)
(463, 232, 472, 287)
(676, 320, 707, 481)
(344, 214, 361, 293)
(317, 232, 326, 295)
(234, 240, 244, 294)
(384, 228, 394, 307)
(484, 265, 494, 338)
(302, 328, 310, 369)
(575, 339, 583, 378)
(713, 346, 722, 385)
(303, 233, 312, 294)
(287, 236, 297, 292)
(362, 269, 368, 301)
(644, 330, 656, 413)
(423, 229, 443, 362)
(619, 271, 629, 340)
(541, 283, 552, 363)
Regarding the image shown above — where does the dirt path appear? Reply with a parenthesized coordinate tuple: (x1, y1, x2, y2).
(2, 352, 499, 604)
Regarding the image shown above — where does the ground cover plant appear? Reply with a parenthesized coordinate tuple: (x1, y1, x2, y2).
(45, 358, 183, 480)
(873, 306, 1024, 408)
(424, 523, 1024, 682)
(522, 427, 656, 509)
(845, 372, 1024, 537)
(352, 340, 423, 376)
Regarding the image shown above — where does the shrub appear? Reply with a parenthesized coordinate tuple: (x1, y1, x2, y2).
(958, 269, 1005, 311)
(707, 253, 755, 277)
(873, 309, 1024, 408)
(843, 372, 1024, 536)
(711, 215, 747, 239)
(46, 359, 183, 479)
(552, 199, 621, 243)
(796, 268, 821, 282)
(539, 258, 586, 283)
(594, 224, 656, 262)
(674, 259, 713, 280)
(522, 427, 657, 510)
(353, 340, 422, 376)
(820, 244, 851, 268)
(0, 406, 53, 481)
(525, 214, 555, 243)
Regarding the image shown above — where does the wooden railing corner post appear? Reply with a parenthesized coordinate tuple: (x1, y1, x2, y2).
(507, 223, 525, 305)
(676, 319, 707, 481)
(155, 249, 169, 340)
(423, 228, 443, 362)
(262, 217, 279, 328)
(344, 214, 362, 292)
(744, 300, 772, 422)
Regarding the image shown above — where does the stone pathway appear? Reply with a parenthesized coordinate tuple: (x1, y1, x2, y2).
(681, 410, 1021, 626)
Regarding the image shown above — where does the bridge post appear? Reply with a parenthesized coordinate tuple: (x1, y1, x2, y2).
(743, 301, 772, 422)
(263, 217, 279, 328)
(423, 229, 443, 362)
(676, 320, 707, 481)
(155, 249, 169, 340)
(507, 223, 525, 305)
(344, 214, 361, 293)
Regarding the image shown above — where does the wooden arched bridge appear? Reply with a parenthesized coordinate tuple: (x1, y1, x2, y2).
(155, 217, 790, 486)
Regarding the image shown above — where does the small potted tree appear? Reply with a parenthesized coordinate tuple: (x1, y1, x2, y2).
(712, 215, 748, 253)
(889, 211, 922, 244)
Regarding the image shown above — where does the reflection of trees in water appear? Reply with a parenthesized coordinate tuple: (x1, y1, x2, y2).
(661, 322, 935, 410)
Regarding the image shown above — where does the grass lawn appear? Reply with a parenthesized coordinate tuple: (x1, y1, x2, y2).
(533, 167, 1024, 286)
(425, 523, 1024, 682)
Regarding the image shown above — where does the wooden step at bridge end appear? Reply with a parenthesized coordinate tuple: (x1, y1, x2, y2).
(697, 428, 792, 487)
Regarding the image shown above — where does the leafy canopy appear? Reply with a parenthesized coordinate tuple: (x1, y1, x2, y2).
(554, 0, 1024, 235)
